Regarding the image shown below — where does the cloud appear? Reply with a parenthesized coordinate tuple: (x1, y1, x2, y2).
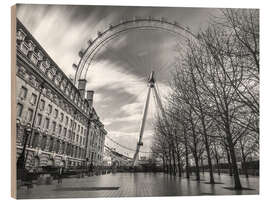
(16, 4, 219, 156)
(121, 102, 143, 115)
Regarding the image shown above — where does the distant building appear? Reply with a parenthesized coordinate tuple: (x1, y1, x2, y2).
(140, 156, 147, 161)
(15, 19, 106, 170)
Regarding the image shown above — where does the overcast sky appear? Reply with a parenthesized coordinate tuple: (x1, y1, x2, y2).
(17, 4, 220, 158)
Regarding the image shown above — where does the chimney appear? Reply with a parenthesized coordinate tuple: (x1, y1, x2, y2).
(78, 79, 87, 99)
(86, 90, 94, 108)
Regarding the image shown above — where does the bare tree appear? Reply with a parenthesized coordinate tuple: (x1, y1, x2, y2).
(152, 8, 259, 191)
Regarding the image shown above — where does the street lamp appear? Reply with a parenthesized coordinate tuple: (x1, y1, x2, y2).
(16, 118, 20, 126)
(17, 123, 32, 179)
(16, 119, 21, 142)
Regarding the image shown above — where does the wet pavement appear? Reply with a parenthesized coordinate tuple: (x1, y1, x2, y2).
(17, 172, 259, 199)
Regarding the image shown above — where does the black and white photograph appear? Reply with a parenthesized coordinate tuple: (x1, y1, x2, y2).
(12, 3, 259, 199)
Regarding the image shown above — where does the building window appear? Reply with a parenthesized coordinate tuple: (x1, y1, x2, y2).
(41, 135, 47, 150)
(80, 136, 82, 145)
(30, 93, 37, 105)
(49, 137, 54, 152)
(31, 133, 39, 148)
(68, 130, 71, 139)
(72, 133, 75, 141)
(52, 121, 56, 133)
(81, 127, 83, 134)
(27, 108, 33, 122)
(71, 133, 75, 141)
(47, 104, 52, 114)
(78, 148, 81, 158)
(58, 124, 62, 135)
(77, 125, 80, 133)
(60, 113, 64, 122)
(54, 109, 58, 119)
(36, 113, 42, 126)
(67, 144, 70, 156)
(65, 116, 69, 126)
(44, 118, 50, 129)
(39, 99, 45, 111)
(63, 128, 67, 137)
(61, 142, 65, 154)
(55, 140, 60, 153)
(17, 103, 23, 117)
(19, 86, 28, 99)
(76, 135, 79, 142)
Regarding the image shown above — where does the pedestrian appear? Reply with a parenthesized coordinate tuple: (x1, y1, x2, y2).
(89, 163, 93, 176)
(58, 167, 63, 184)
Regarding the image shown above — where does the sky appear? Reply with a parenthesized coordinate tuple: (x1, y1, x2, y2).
(16, 4, 220, 158)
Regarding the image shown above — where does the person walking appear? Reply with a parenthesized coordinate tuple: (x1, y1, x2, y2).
(58, 167, 63, 184)
(89, 162, 94, 176)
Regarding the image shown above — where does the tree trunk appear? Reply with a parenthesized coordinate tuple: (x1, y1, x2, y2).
(225, 147, 233, 176)
(184, 134, 190, 179)
(204, 139, 215, 183)
(164, 154, 169, 174)
(190, 116, 200, 181)
(194, 152, 200, 181)
(162, 155, 166, 173)
(242, 157, 248, 178)
(172, 148, 177, 176)
(201, 157, 204, 174)
(199, 113, 214, 183)
(240, 141, 249, 178)
(176, 152, 182, 177)
(227, 135, 242, 190)
(214, 145, 220, 176)
(169, 150, 173, 175)
(216, 156, 220, 176)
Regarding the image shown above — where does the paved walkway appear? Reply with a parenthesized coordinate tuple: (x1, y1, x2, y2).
(17, 172, 259, 199)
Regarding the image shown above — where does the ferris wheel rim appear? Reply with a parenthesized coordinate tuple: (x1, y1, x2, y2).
(74, 18, 197, 86)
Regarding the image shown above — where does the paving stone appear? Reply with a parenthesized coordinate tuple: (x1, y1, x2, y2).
(17, 172, 259, 199)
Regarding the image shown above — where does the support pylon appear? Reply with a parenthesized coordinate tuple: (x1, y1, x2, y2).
(132, 71, 163, 166)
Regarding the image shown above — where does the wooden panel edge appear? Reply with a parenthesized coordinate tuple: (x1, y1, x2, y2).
(11, 4, 17, 199)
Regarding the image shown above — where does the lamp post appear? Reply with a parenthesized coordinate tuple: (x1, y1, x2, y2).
(16, 119, 21, 144)
(90, 153, 94, 175)
(17, 123, 32, 174)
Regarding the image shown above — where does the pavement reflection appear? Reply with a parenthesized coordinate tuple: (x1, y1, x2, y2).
(17, 172, 259, 199)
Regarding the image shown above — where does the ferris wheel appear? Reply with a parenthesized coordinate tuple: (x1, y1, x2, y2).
(72, 17, 196, 166)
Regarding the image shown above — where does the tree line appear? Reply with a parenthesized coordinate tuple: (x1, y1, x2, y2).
(151, 8, 259, 190)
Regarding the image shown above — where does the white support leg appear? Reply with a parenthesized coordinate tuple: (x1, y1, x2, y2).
(132, 85, 152, 166)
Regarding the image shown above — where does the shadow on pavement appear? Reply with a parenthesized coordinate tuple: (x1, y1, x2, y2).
(53, 187, 120, 191)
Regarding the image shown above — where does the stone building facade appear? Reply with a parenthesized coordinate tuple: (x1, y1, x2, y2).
(15, 19, 107, 170)
(86, 108, 106, 166)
